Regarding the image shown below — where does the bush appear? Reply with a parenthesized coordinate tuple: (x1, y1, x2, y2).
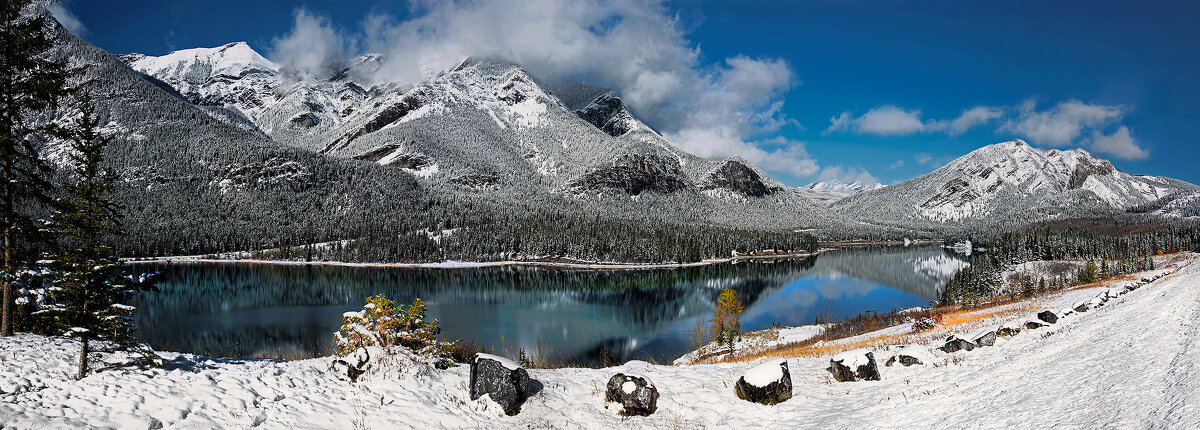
(335, 295, 452, 357)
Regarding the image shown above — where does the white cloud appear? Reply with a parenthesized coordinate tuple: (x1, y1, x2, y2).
(1090, 126, 1148, 161)
(673, 132, 818, 177)
(273, 1, 802, 176)
(914, 153, 933, 165)
(929, 106, 1004, 136)
(48, 1, 88, 38)
(824, 106, 925, 136)
(817, 165, 880, 187)
(1000, 99, 1123, 146)
(270, 9, 354, 79)
(888, 159, 904, 169)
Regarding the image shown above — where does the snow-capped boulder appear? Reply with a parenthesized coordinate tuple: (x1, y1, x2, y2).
(1024, 319, 1049, 329)
(1057, 308, 1075, 319)
(604, 373, 659, 416)
(970, 328, 998, 347)
(885, 345, 932, 367)
(329, 346, 374, 382)
(735, 359, 793, 404)
(940, 334, 977, 353)
(996, 321, 1023, 338)
(470, 353, 537, 416)
(829, 350, 881, 382)
(1073, 301, 1090, 313)
(1037, 310, 1059, 324)
(1089, 296, 1106, 308)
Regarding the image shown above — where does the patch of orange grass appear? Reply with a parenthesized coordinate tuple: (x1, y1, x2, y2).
(709, 303, 1033, 364)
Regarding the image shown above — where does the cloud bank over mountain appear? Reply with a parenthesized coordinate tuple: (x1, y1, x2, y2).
(267, 0, 816, 178)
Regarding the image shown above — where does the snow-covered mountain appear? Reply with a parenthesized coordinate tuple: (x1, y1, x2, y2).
(833, 139, 1199, 229)
(805, 179, 885, 195)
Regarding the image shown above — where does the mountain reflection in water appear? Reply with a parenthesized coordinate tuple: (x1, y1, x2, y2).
(130, 246, 966, 364)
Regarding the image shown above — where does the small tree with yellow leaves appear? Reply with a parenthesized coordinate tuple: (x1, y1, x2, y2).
(335, 295, 451, 357)
(711, 288, 743, 353)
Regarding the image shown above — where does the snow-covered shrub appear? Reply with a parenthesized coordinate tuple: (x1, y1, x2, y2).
(334, 295, 453, 357)
(910, 315, 941, 333)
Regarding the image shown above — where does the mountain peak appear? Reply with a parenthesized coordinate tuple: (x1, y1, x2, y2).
(806, 179, 884, 195)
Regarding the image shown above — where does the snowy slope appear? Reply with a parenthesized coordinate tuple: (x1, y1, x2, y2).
(834, 139, 1199, 227)
(2, 256, 1197, 428)
(805, 179, 885, 195)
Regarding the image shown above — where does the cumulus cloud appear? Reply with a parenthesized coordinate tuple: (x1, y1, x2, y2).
(828, 105, 1002, 137)
(48, 1, 88, 38)
(270, 9, 354, 79)
(1091, 126, 1148, 161)
(817, 165, 880, 187)
(1000, 99, 1123, 146)
(268, 1, 806, 177)
(676, 133, 818, 177)
(825, 106, 925, 136)
(929, 106, 1004, 136)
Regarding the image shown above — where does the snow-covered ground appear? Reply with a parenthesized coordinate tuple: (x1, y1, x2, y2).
(3, 255, 1198, 429)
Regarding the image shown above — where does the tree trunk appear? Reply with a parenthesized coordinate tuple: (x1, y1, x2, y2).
(1, 220, 11, 337)
(77, 334, 89, 380)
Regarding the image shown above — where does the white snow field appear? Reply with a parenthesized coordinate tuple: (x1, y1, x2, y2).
(2, 257, 1199, 429)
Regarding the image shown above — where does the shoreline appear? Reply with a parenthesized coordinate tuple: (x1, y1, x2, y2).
(122, 250, 824, 270)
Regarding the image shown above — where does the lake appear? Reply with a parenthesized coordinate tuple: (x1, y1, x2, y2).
(129, 246, 967, 364)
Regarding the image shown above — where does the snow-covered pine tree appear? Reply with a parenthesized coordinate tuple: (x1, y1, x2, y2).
(49, 94, 147, 379)
(0, 0, 70, 336)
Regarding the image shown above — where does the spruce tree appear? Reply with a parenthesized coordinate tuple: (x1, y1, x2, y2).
(0, 0, 70, 336)
(50, 94, 139, 379)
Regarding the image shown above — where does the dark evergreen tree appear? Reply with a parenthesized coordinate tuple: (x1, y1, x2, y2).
(0, 0, 71, 336)
(49, 95, 145, 379)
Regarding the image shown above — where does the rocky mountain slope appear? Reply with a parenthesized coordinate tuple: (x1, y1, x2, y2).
(805, 179, 885, 195)
(833, 139, 1198, 231)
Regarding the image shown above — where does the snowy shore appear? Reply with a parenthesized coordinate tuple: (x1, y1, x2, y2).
(3, 256, 1198, 429)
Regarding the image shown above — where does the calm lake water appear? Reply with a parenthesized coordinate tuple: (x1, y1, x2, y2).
(129, 246, 966, 364)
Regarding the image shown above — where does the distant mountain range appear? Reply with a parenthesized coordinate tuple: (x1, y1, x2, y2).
(27, 11, 1200, 259)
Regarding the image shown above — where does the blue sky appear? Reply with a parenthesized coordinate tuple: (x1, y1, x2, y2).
(52, 0, 1200, 187)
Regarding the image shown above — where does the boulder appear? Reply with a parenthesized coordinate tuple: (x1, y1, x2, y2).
(1024, 319, 1048, 329)
(995, 321, 1022, 338)
(829, 350, 881, 382)
(470, 353, 538, 415)
(1036, 310, 1059, 324)
(1057, 308, 1074, 319)
(329, 347, 373, 382)
(885, 345, 931, 367)
(1073, 301, 1090, 313)
(605, 373, 659, 416)
(970, 329, 997, 347)
(940, 334, 976, 353)
(735, 359, 792, 404)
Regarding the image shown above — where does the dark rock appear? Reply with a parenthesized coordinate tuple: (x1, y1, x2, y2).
(1036, 310, 1059, 324)
(700, 159, 781, 197)
(971, 330, 997, 347)
(451, 173, 499, 189)
(940, 335, 976, 353)
(829, 350, 881, 382)
(1068, 157, 1115, 189)
(1024, 319, 1048, 329)
(1073, 302, 1090, 313)
(290, 113, 319, 127)
(604, 373, 659, 416)
(575, 92, 634, 137)
(569, 154, 690, 196)
(330, 347, 371, 382)
(884, 346, 929, 367)
(470, 354, 538, 416)
(995, 324, 1021, 338)
(735, 360, 792, 404)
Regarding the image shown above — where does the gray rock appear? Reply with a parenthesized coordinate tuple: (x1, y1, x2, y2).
(971, 330, 997, 347)
(1024, 319, 1049, 329)
(940, 335, 976, 353)
(470, 354, 538, 416)
(605, 373, 659, 416)
(1036, 310, 1059, 324)
(829, 350, 881, 382)
(735, 360, 793, 404)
